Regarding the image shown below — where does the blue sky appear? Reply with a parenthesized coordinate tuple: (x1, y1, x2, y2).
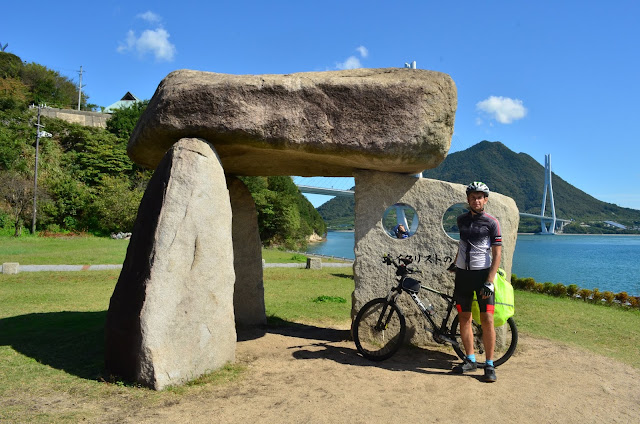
(5, 1, 639, 211)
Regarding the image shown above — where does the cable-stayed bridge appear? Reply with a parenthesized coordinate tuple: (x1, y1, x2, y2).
(293, 154, 571, 234)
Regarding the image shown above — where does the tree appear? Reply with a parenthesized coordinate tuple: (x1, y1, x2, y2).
(106, 100, 149, 139)
(0, 51, 22, 78)
(0, 77, 30, 110)
(0, 171, 40, 236)
(20, 62, 81, 109)
(239, 176, 326, 247)
(90, 175, 144, 234)
(59, 126, 133, 185)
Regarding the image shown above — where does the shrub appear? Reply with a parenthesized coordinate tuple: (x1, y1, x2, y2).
(523, 278, 536, 291)
(312, 295, 346, 303)
(578, 289, 592, 302)
(615, 292, 629, 305)
(542, 282, 555, 294)
(602, 291, 615, 305)
(592, 288, 603, 304)
(567, 284, 579, 298)
(512, 277, 525, 290)
(629, 297, 639, 308)
(534, 283, 545, 293)
(552, 283, 567, 297)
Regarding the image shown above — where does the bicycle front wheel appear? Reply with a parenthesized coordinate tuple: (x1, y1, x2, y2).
(353, 298, 406, 361)
(450, 316, 518, 367)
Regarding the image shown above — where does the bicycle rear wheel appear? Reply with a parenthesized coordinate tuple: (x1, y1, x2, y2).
(450, 316, 518, 367)
(353, 298, 406, 361)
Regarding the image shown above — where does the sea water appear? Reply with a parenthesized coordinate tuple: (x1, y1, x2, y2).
(304, 232, 640, 296)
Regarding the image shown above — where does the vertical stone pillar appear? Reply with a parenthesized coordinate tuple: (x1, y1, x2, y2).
(105, 138, 236, 390)
(352, 170, 519, 345)
(226, 176, 267, 328)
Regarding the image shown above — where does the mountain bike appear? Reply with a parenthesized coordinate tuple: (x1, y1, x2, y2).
(353, 254, 518, 367)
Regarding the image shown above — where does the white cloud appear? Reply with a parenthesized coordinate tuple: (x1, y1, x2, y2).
(137, 11, 161, 23)
(476, 96, 527, 124)
(117, 12, 176, 62)
(336, 56, 362, 70)
(335, 45, 369, 70)
(356, 46, 368, 58)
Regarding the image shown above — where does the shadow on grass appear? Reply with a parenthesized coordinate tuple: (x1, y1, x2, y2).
(0, 311, 106, 380)
(330, 273, 354, 279)
(1, 312, 461, 382)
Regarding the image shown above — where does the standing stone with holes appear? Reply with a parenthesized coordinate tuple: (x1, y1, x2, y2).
(352, 171, 519, 345)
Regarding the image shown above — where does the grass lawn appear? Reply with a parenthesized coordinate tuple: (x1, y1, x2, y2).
(514, 290, 640, 367)
(0, 235, 345, 265)
(1, 237, 639, 422)
(0, 236, 129, 265)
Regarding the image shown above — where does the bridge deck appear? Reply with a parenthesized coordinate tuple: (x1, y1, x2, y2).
(297, 185, 572, 223)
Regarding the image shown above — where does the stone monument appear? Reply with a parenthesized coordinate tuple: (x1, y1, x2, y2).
(104, 67, 516, 389)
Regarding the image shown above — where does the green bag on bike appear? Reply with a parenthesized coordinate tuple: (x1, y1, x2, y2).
(472, 268, 514, 327)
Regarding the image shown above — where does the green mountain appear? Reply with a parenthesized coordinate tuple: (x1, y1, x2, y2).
(316, 193, 355, 230)
(318, 141, 640, 234)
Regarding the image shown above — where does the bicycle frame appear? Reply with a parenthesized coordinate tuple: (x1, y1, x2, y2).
(383, 276, 460, 347)
(381, 256, 460, 347)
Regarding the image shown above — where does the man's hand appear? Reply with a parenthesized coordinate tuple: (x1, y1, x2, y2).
(482, 282, 494, 299)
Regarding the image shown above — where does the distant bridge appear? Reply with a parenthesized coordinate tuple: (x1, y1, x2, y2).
(294, 185, 354, 197)
(519, 212, 571, 232)
(294, 154, 571, 234)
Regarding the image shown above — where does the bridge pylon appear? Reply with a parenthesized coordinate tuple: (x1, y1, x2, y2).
(540, 154, 557, 234)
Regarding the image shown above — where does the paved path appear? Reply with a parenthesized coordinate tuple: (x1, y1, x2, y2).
(2, 262, 352, 273)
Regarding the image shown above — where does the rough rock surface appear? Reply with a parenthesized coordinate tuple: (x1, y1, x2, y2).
(127, 68, 457, 175)
(105, 138, 236, 390)
(226, 176, 267, 328)
(352, 171, 519, 345)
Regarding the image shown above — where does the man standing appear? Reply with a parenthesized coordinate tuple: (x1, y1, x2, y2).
(450, 182, 502, 382)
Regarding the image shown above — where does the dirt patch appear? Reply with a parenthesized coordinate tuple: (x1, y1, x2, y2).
(105, 324, 640, 423)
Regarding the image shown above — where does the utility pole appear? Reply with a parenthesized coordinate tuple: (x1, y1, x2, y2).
(32, 106, 43, 234)
(77, 66, 84, 110)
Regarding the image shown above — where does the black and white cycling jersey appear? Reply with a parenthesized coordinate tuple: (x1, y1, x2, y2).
(455, 211, 502, 270)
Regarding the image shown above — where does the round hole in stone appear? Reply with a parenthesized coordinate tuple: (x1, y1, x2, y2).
(442, 203, 468, 240)
(382, 203, 419, 239)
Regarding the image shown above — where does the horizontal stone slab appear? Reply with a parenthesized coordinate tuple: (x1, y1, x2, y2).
(128, 68, 457, 175)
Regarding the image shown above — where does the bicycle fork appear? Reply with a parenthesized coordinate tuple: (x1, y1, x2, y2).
(374, 290, 401, 331)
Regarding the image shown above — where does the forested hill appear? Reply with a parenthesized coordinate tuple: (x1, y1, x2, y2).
(423, 141, 640, 223)
(0, 51, 325, 245)
(318, 141, 640, 233)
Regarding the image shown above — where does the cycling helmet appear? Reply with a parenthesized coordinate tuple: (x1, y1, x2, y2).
(466, 181, 490, 196)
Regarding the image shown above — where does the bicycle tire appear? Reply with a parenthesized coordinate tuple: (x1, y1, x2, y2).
(353, 298, 406, 361)
(450, 316, 518, 367)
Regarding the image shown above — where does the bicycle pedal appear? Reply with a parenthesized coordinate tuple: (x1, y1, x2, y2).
(433, 334, 453, 345)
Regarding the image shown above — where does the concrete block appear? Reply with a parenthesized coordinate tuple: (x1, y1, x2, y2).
(2, 263, 19, 274)
(306, 257, 322, 270)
